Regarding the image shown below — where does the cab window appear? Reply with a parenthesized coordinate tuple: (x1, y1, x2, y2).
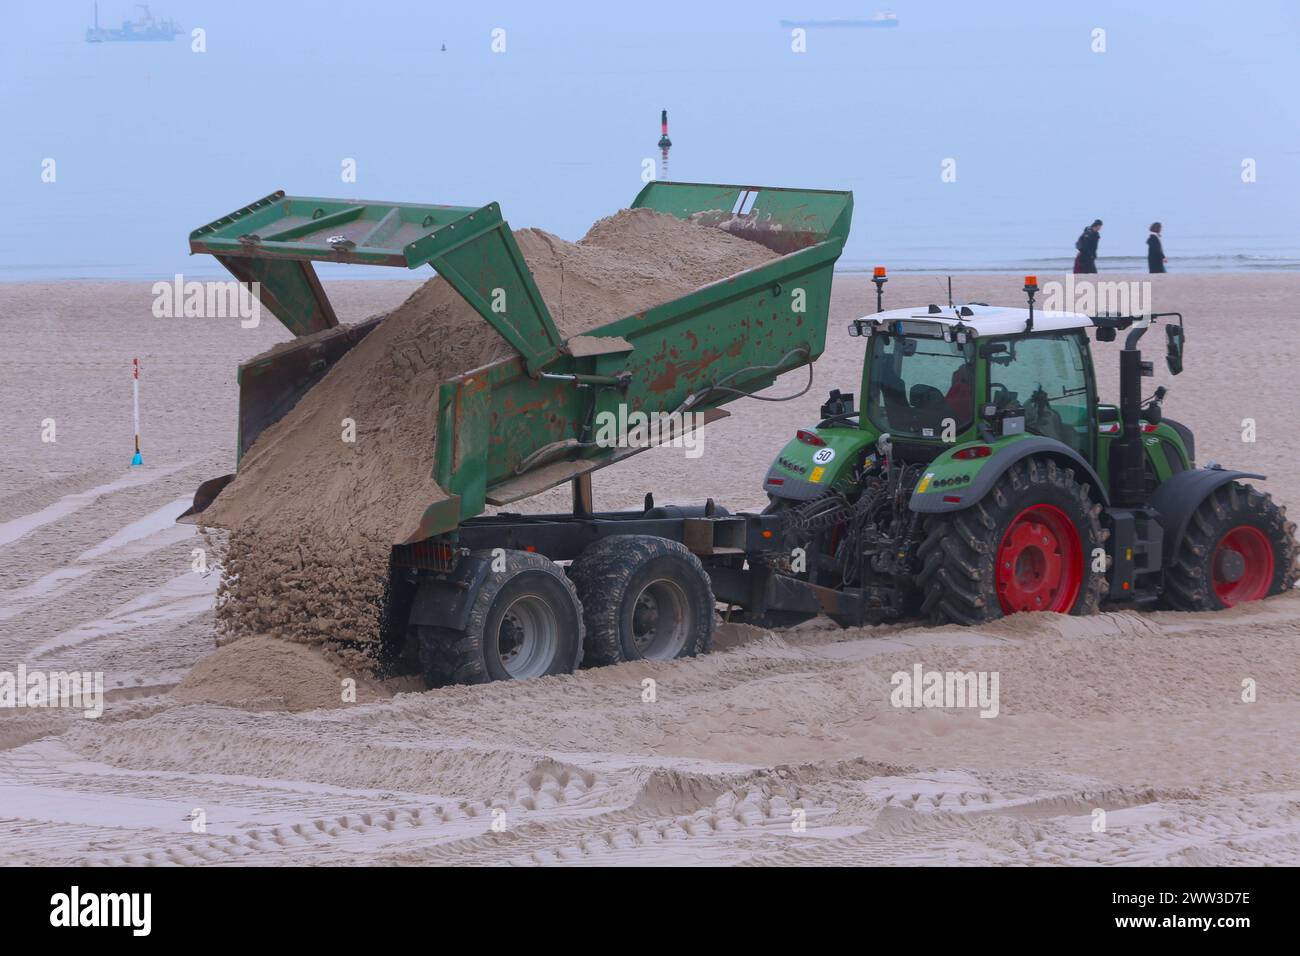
(985, 332, 1092, 457)
(866, 333, 976, 439)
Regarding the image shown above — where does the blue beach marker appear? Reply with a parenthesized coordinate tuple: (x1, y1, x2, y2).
(131, 357, 143, 467)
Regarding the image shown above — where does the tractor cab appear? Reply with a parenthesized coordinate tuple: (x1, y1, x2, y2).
(763, 296, 1100, 503)
(853, 304, 1098, 459)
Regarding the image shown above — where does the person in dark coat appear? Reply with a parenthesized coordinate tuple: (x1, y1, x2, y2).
(1147, 222, 1167, 273)
(1073, 220, 1102, 273)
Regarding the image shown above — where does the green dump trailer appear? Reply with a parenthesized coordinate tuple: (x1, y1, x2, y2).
(187, 181, 857, 684)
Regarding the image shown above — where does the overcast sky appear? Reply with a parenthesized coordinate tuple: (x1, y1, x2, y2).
(3, 1, 1297, 276)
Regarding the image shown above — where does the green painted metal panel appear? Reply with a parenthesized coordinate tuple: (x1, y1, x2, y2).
(911, 433, 1034, 501)
(1097, 419, 1189, 490)
(1152, 422, 1190, 469)
(195, 182, 854, 540)
(405, 496, 464, 545)
(215, 254, 337, 337)
(595, 241, 840, 404)
(631, 181, 853, 253)
(190, 191, 479, 266)
(419, 185, 854, 535)
(405, 203, 563, 375)
(1141, 423, 1188, 484)
(191, 191, 563, 374)
(430, 241, 846, 529)
(767, 425, 878, 493)
(435, 376, 491, 518)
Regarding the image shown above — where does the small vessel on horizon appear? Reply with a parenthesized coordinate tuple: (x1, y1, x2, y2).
(86, 3, 183, 43)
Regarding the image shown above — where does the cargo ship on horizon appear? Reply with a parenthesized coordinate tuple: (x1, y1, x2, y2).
(779, 11, 899, 29)
(86, 3, 182, 43)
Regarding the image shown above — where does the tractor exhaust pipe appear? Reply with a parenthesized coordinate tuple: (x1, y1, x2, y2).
(1114, 324, 1150, 507)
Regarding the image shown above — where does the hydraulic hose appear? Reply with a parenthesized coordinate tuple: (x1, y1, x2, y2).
(672, 346, 814, 416)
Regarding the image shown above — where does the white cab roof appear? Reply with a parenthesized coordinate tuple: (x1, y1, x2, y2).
(862, 304, 1093, 337)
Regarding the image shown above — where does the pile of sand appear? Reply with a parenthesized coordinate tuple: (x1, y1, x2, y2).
(171, 636, 391, 711)
(205, 209, 777, 650)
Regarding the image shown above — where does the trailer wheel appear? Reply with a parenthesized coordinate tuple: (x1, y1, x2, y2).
(1161, 482, 1298, 610)
(568, 536, 714, 666)
(417, 550, 584, 687)
(916, 457, 1106, 625)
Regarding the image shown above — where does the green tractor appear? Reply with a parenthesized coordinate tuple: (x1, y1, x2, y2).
(760, 274, 1297, 626)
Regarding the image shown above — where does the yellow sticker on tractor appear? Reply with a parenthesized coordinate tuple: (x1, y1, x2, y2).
(810, 466, 825, 483)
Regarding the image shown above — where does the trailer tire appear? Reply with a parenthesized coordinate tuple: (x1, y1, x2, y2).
(1160, 482, 1298, 610)
(916, 457, 1106, 625)
(417, 550, 584, 687)
(568, 536, 714, 666)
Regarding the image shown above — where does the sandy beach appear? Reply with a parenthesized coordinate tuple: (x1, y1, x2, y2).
(2, 272, 1298, 866)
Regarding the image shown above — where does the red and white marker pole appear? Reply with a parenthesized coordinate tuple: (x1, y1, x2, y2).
(131, 358, 143, 467)
(657, 109, 672, 180)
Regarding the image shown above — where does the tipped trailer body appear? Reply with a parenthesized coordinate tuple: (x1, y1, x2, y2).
(187, 182, 860, 682)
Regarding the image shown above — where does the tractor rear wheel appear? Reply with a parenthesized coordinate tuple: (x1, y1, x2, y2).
(417, 550, 584, 687)
(916, 457, 1106, 624)
(568, 535, 714, 666)
(1160, 482, 1297, 610)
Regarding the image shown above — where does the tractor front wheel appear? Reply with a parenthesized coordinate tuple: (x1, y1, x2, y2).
(916, 458, 1106, 624)
(1161, 482, 1297, 610)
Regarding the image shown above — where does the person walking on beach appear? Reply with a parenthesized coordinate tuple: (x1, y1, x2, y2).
(1073, 220, 1102, 273)
(1147, 222, 1167, 273)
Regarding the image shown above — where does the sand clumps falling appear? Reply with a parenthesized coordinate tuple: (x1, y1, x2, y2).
(205, 209, 777, 651)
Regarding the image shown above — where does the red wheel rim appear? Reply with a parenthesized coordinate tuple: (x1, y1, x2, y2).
(995, 504, 1083, 614)
(1211, 524, 1273, 606)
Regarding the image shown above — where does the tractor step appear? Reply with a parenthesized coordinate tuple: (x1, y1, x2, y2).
(1105, 507, 1165, 600)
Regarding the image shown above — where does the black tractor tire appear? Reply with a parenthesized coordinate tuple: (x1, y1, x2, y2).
(417, 550, 584, 687)
(916, 457, 1106, 625)
(1160, 482, 1298, 611)
(567, 535, 714, 666)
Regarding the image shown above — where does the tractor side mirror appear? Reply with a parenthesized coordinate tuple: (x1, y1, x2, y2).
(820, 389, 855, 419)
(1165, 324, 1185, 375)
(980, 342, 1013, 366)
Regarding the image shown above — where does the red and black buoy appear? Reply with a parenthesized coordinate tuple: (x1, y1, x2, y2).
(658, 110, 672, 179)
